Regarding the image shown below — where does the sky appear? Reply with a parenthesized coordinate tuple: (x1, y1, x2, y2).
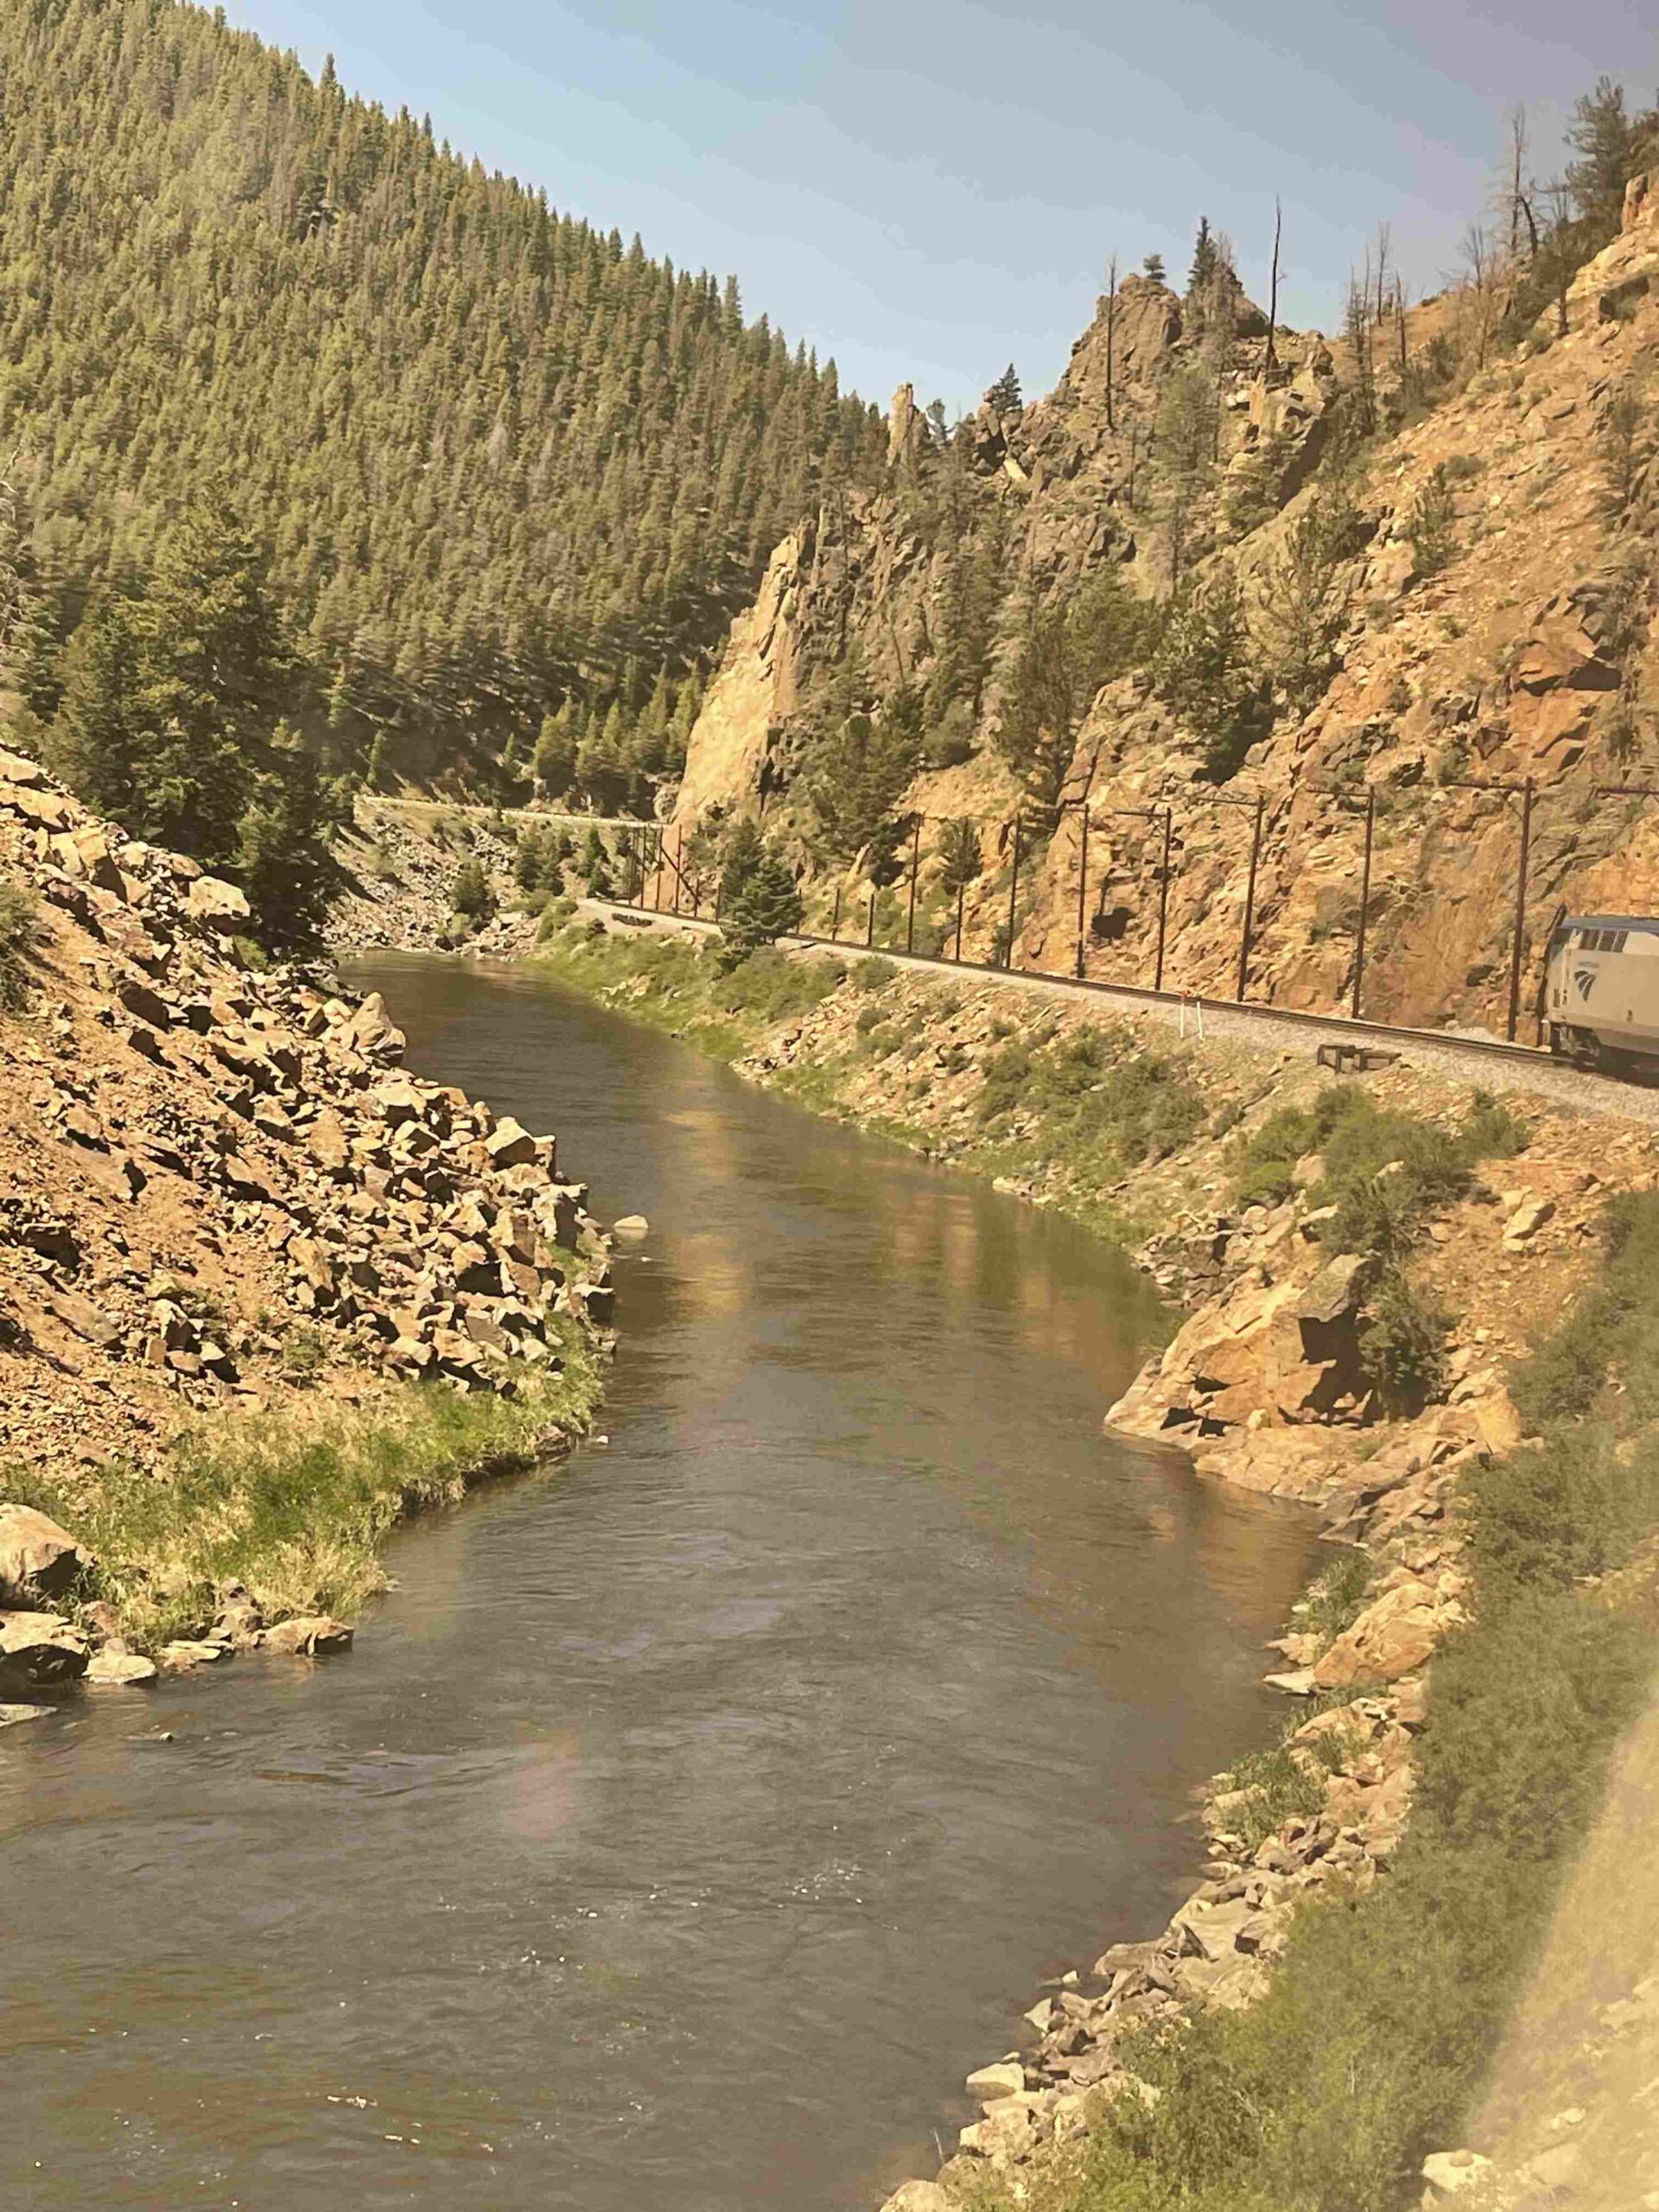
(225, 0, 1658, 416)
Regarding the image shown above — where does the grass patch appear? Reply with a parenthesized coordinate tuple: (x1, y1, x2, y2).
(976, 1192, 1659, 2212)
(6, 1337, 601, 1648)
(976, 1024, 1208, 1177)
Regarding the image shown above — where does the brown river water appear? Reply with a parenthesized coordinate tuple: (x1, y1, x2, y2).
(1, 953, 1317, 2211)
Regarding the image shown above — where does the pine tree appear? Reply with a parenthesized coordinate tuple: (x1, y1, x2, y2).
(986, 364, 1022, 415)
(47, 497, 295, 863)
(533, 709, 579, 799)
(1149, 563, 1264, 781)
(720, 846, 802, 962)
(581, 827, 613, 895)
(717, 816, 766, 912)
(1566, 78, 1644, 243)
(934, 817, 983, 897)
(1143, 252, 1167, 283)
(1186, 218, 1218, 297)
(235, 722, 338, 950)
(452, 855, 496, 922)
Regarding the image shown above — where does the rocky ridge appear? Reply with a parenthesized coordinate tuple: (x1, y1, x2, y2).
(670, 175, 1659, 1046)
(0, 747, 613, 1704)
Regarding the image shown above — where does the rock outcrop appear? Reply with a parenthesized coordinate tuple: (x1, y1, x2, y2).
(0, 748, 613, 1687)
(668, 175, 1659, 1045)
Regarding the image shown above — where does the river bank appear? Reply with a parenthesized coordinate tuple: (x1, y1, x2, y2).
(460, 894, 1659, 2212)
(0, 752, 613, 1707)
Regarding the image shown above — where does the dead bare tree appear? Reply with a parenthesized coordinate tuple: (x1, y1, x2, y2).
(1372, 221, 1393, 327)
(1264, 197, 1282, 383)
(1345, 255, 1376, 434)
(1104, 253, 1118, 432)
(1459, 221, 1497, 370)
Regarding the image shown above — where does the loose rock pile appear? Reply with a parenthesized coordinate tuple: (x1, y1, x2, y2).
(0, 748, 613, 1699)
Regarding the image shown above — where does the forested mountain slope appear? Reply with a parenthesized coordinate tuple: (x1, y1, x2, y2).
(0, 0, 882, 798)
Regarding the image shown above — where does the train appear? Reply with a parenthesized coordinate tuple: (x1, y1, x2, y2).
(1542, 913, 1659, 1069)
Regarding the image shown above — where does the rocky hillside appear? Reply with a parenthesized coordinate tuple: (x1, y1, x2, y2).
(670, 174, 1659, 1040)
(0, 744, 612, 1702)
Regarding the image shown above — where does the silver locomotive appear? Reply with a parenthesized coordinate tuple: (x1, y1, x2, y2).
(1543, 913, 1659, 1069)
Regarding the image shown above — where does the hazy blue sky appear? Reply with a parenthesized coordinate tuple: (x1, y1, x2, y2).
(226, 1, 1656, 414)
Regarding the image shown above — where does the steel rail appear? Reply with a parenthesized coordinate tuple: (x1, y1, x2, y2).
(594, 898, 1565, 1077)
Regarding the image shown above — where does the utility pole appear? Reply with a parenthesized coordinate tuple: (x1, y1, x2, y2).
(906, 815, 922, 954)
(1005, 815, 1023, 970)
(1450, 778, 1536, 1042)
(1154, 805, 1173, 992)
(1075, 806, 1090, 980)
(1238, 796, 1274, 1004)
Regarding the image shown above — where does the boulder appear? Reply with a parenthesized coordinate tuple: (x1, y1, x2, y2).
(1173, 1896, 1257, 1961)
(1296, 1253, 1371, 1328)
(0, 1610, 90, 1688)
(343, 992, 405, 1062)
(186, 874, 252, 925)
(965, 2061, 1026, 2102)
(117, 976, 172, 1031)
(1421, 2149, 1492, 2196)
(880, 2186, 950, 2212)
(484, 1116, 539, 1169)
(263, 1615, 353, 1656)
(1314, 1581, 1448, 1688)
(1502, 1196, 1554, 1248)
(86, 1648, 159, 1688)
(158, 1639, 228, 1672)
(0, 1504, 90, 1607)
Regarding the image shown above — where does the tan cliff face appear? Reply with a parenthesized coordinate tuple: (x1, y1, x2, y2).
(673, 178, 1659, 1039)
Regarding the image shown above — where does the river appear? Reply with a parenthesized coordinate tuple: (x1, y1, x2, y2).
(0, 952, 1317, 2211)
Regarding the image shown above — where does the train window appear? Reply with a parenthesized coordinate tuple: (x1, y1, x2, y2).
(1614, 931, 1630, 951)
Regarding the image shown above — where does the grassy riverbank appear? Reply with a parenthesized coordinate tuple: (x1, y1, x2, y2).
(527, 912, 1659, 2212)
(965, 1194, 1659, 2212)
(9, 1330, 603, 1648)
(531, 918, 1213, 1246)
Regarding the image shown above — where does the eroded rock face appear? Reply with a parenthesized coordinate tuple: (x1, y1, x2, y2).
(1313, 1580, 1455, 1688)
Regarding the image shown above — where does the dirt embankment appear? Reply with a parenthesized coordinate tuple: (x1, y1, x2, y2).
(0, 747, 613, 1709)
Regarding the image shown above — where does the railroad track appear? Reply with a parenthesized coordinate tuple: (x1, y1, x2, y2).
(592, 899, 1659, 1119)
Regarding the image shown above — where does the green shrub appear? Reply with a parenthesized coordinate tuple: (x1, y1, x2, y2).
(856, 955, 899, 992)
(452, 855, 496, 922)
(1296, 1548, 1376, 1648)
(709, 945, 839, 1024)
(1358, 1268, 1452, 1402)
(977, 1024, 1206, 1173)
